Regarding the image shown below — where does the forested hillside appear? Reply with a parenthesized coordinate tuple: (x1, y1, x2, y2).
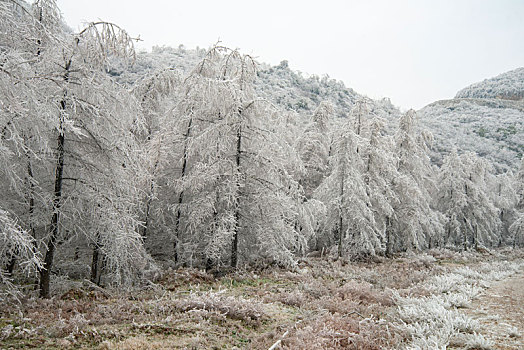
(117, 47, 523, 173)
(111, 46, 401, 126)
(418, 68, 524, 172)
(418, 98, 523, 172)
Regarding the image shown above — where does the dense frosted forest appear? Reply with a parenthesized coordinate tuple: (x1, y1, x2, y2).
(1, 1, 524, 348)
(1, 0, 524, 299)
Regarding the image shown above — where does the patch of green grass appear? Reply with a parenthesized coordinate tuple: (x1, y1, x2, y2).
(220, 276, 277, 289)
(230, 329, 250, 345)
(439, 259, 468, 265)
(475, 127, 488, 137)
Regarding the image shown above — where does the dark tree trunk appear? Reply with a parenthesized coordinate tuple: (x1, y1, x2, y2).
(90, 239, 102, 285)
(206, 188, 220, 272)
(473, 224, 479, 250)
(27, 159, 35, 240)
(138, 81, 156, 241)
(205, 257, 214, 273)
(140, 124, 161, 241)
(231, 122, 242, 268)
(462, 218, 468, 251)
(6, 254, 16, 276)
(338, 216, 344, 258)
(39, 124, 65, 298)
(385, 216, 392, 257)
(174, 118, 192, 262)
(39, 60, 70, 298)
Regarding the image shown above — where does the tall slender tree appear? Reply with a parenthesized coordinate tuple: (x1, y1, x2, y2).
(298, 101, 333, 199)
(436, 150, 500, 249)
(31, 21, 149, 296)
(315, 119, 380, 258)
(509, 157, 524, 246)
(489, 171, 518, 245)
(391, 110, 444, 252)
(362, 117, 399, 256)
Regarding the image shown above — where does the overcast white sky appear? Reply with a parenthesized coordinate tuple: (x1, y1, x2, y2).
(56, 0, 524, 110)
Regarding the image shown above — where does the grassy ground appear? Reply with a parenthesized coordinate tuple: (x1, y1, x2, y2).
(1, 248, 522, 349)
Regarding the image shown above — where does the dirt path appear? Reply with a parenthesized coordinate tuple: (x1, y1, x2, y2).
(464, 272, 524, 349)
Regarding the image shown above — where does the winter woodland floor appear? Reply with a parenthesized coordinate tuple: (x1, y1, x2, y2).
(1, 248, 523, 349)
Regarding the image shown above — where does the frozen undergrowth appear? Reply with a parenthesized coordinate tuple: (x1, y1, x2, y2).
(396, 260, 523, 349)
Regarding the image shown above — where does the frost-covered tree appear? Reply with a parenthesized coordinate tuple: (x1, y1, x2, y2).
(35, 21, 151, 295)
(510, 158, 524, 246)
(297, 101, 333, 199)
(362, 117, 399, 256)
(0, 0, 61, 290)
(460, 152, 501, 248)
(489, 172, 519, 245)
(352, 99, 371, 138)
(315, 119, 381, 258)
(436, 150, 469, 248)
(509, 213, 524, 247)
(164, 47, 305, 269)
(391, 110, 444, 252)
(436, 150, 501, 249)
(0, 0, 60, 54)
(516, 157, 524, 211)
(131, 68, 181, 242)
(0, 3, 150, 297)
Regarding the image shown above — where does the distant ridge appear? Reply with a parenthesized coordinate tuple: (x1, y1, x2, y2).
(419, 67, 524, 172)
(455, 67, 524, 100)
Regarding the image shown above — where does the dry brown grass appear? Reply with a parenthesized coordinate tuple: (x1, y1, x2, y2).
(1, 248, 522, 349)
(172, 291, 267, 325)
(281, 313, 402, 349)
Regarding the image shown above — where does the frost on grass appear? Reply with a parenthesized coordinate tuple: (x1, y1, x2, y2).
(395, 260, 523, 348)
(281, 313, 398, 350)
(464, 332, 494, 349)
(396, 293, 480, 348)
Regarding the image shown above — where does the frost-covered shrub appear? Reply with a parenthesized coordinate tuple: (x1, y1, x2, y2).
(173, 291, 266, 325)
(407, 253, 437, 268)
(476, 260, 522, 281)
(426, 273, 466, 294)
(396, 293, 480, 347)
(275, 290, 306, 307)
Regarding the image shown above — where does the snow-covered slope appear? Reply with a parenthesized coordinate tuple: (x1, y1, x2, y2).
(419, 67, 524, 172)
(108, 46, 207, 85)
(419, 98, 523, 172)
(110, 46, 401, 124)
(455, 68, 524, 100)
(254, 60, 398, 121)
